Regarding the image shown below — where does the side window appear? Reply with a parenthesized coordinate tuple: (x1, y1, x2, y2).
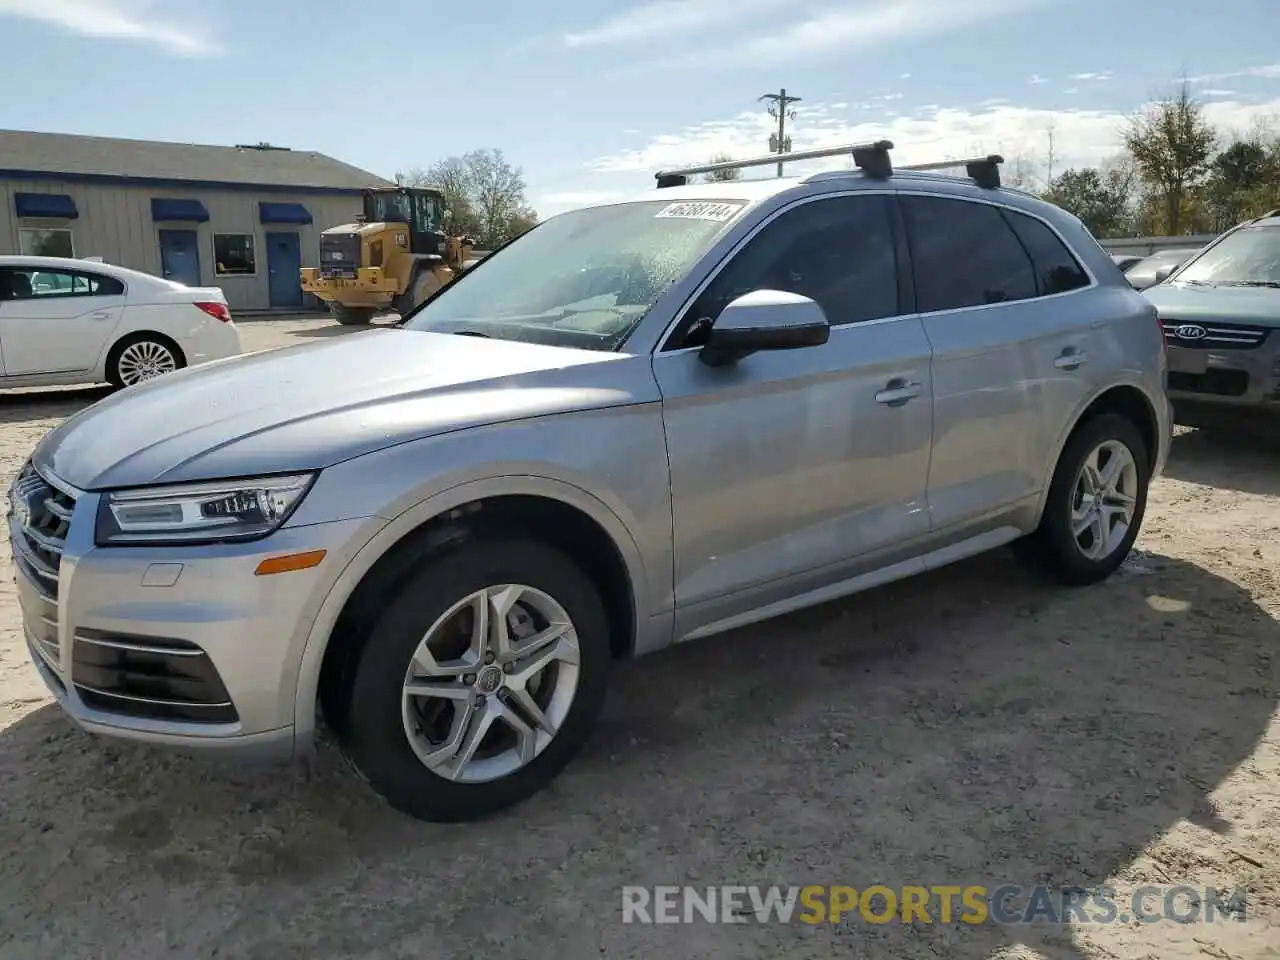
(0, 269, 124, 300)
(901, 195, 1036, 312)
(1001, 210, 1090, 295)
(673, 195, 900, 349)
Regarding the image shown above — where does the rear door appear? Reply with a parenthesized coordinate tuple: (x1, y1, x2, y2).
(0, 266, 126, 376)
(900, 194, 1094, 530)
(654, 192, 935, 631)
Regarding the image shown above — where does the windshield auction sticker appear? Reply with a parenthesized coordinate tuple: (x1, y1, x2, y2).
(654, 201, 744, 222)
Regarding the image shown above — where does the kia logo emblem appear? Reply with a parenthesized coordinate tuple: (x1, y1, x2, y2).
(1175, 324, 1208, 340)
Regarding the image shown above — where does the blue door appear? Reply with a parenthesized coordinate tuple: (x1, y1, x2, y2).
(266, 231, 303, 308)
(158, 230, 201, 286)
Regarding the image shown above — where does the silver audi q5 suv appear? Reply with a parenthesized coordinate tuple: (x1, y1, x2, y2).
(11, 142, 1170, 822)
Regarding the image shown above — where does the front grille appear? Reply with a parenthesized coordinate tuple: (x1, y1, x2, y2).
(319, 232, 362, 279)
(1168, 369, 1250, 397)
(1161, 320, 1271, 350)
(9, 463, 76, 600)
(71, 630, 239, 724)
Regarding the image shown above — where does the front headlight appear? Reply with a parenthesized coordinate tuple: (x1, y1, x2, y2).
(95, 473, 315, 546)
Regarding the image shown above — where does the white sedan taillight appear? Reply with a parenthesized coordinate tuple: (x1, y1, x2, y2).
(194, 301, 233, 323)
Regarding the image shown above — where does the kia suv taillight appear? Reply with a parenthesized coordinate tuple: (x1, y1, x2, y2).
(194, 301, 233, 323)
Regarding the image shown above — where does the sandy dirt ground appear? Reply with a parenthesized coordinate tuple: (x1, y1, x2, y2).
(0, 318, 1277, 959)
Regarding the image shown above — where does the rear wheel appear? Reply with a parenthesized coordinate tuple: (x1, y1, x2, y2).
(330, 304, 377, 326)
(1014, 413, 1150, 585)
(107, 334, 184, 388)
(336, 538, 611, 822)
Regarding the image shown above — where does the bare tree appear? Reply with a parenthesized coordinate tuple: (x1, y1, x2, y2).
(1043, 121, 1058, 186)
(1123, 80, 1217, 234)
(702, 153, 742, 183)
(1003, 154, 1041, 192)
(400, 149, 537, 246)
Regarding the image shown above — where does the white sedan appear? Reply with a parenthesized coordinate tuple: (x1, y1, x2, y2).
(0, 256, 242, 388)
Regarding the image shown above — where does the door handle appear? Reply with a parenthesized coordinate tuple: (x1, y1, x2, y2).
(1054, 348, 1087, 370)
(89, 311, 112, 321)
(875, 378, 923, 407)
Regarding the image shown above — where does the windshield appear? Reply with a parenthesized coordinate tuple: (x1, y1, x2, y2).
(1174, 226, 1280, 286)
(368, 191, 412, 225)
(401, 198, 748, 350)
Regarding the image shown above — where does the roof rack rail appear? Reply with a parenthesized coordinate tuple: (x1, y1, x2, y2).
(1255, 208, 1280, 221)
(654, 140, 895, 188)
(653, 142, 1004, 189)
(898, 154, 1004, 189)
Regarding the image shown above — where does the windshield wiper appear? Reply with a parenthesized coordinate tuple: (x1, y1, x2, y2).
(1214, 280, 1280, 288)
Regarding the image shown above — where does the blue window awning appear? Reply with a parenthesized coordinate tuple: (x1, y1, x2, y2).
(259, 201, 313, 225)
(151, 198, 210, 222)
(14, 192, 78, 220)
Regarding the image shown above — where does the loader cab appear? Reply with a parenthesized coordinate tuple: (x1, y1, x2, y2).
(362, 187, 448, 257)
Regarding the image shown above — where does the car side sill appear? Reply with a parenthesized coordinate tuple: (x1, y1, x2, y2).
(676, 525, 1023, 644)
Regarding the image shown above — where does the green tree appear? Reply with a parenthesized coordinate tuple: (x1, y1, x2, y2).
(1203, 134, 1280, 230)
(702, 153, 742, 183)
(1042, 168, 1129, 238)
(1122, 81, 1217, 234)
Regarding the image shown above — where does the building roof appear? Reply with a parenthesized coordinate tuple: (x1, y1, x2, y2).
(0, 129, 394, 193)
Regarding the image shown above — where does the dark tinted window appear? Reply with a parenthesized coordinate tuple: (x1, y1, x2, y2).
(0, 268, 124, 300)
(1002, 209, 1090, 295)
(672, 194, 900, 348)
(902, 195, 1036, 312)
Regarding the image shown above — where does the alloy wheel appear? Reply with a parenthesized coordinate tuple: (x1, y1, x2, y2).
(117, 340, 178, 385)
(401, 583, 581, 783)
(1070, 439, 1139, 562)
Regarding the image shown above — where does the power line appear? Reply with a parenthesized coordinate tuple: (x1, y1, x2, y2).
(758, 88, 802, 177)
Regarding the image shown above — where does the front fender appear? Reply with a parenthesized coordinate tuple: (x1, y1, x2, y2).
(288, 472, 663, 753)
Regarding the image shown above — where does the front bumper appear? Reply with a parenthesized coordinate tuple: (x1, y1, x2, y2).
(11, 467, 367, 761)
(1165, 334, 1280, 411)
(299, 266, 398, 305)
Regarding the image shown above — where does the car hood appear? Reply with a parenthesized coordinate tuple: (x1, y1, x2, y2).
(1142, 282, 1280, 325)
(33, 329, 643, 490)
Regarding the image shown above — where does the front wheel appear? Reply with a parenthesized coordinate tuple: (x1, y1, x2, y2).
(1014, 413, 1150, 585)
(337, 538, 611, 822)
(330, 304, 377, 326)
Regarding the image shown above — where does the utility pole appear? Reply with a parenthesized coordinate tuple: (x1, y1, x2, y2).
(759, 88, 801, 176)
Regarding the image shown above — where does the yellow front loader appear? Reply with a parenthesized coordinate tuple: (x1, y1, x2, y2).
(300, 186, 475, 325)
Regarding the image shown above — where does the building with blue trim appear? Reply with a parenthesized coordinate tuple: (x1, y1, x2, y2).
(0, 129, 393, 312)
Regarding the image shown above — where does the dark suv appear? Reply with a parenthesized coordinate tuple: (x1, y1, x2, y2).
(1143, 211, 1280, 425)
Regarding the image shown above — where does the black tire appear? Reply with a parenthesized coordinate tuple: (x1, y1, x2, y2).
(337, 538, 611, 822)
(1014, 413, 1150, 586)
(105, 333, 185, 389)
(331, 304, 377, 326)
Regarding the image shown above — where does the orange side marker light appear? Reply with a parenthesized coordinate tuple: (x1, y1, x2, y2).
(255, 550, 327, 576)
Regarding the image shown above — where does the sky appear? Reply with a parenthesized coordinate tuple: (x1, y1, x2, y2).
(1, 0, 1279, 217)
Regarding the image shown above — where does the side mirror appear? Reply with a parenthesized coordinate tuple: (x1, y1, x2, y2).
(698, 289, 830, 367)
(1153, 265, 1176, 284)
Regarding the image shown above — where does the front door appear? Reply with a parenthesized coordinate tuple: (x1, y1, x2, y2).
(267, 232, 303, 308)
(0, 266, 125, 376)
(653, 193, 934, 637)
(158, 229, 202, 286)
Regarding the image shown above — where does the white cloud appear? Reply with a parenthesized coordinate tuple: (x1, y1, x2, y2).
(563, 0, 786, 47)
(1192, 63, 1280, 83)
(1063, 87, 1080, 95)
(584, 96, 1280, 183)
(1201, 89, 1237, 97)
(1029, 74, 1048, 84)
(0, 0, 218, 55)
(1069, 71, 1112, 81)
(616, 0, 1057, 71)
(899, 72, 912, 79)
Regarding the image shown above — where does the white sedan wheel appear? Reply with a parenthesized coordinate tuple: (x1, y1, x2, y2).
(115, 339, 178, 385)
